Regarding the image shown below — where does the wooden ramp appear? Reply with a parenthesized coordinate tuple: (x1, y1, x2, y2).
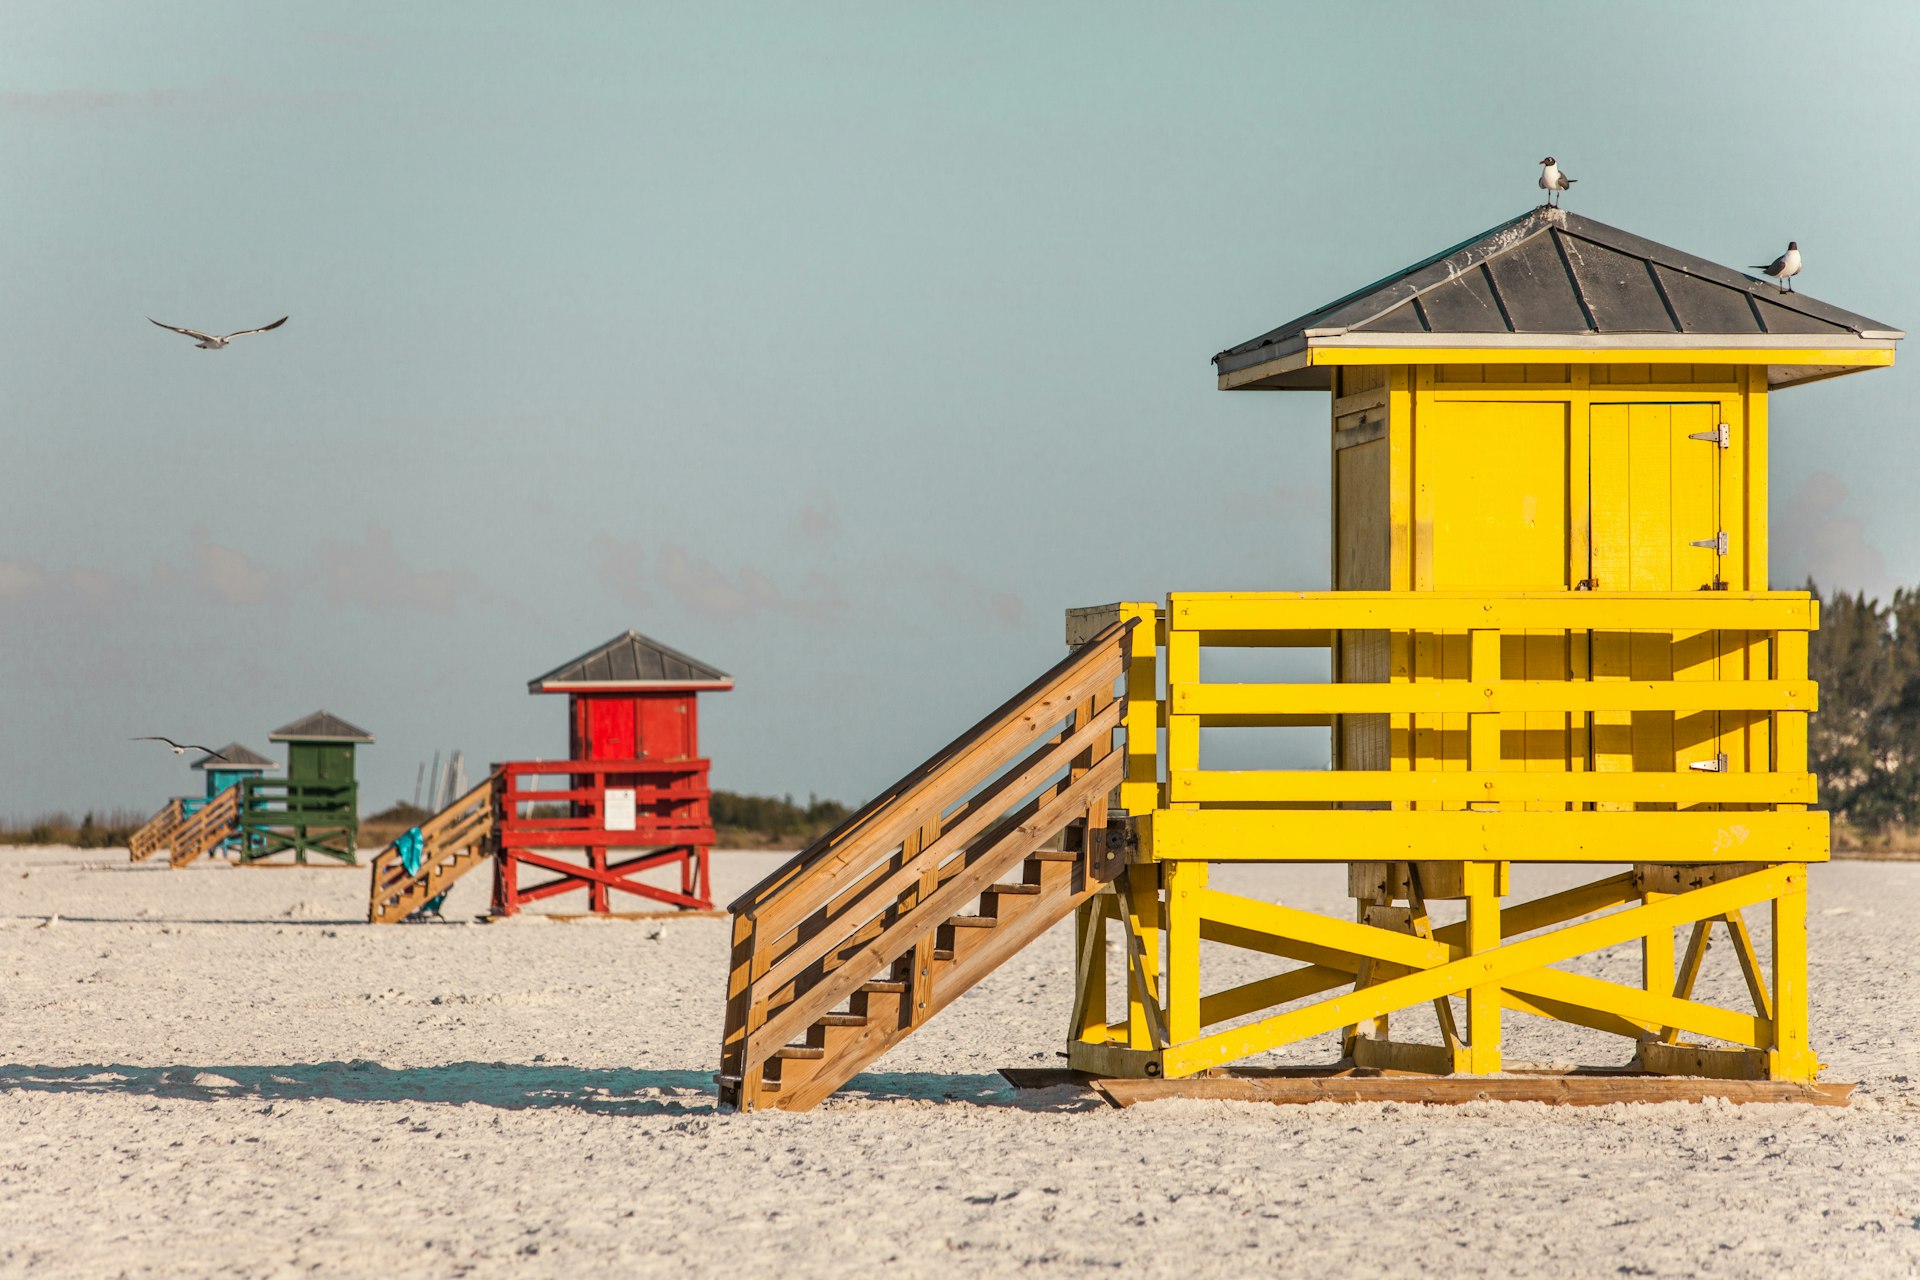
(167, 788, 240, 868)
(129, 798, 184, 863)
(719, 621, 1136, 1113)
(368, 774, 499, 924)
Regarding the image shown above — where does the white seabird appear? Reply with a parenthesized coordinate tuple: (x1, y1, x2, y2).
(134, 736, 228, 761)
(1538, 157, 1575, 207)
(147, 316, 289, 349)
(1751, 242, 1802, 292)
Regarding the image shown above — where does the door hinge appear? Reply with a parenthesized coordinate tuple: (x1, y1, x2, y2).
(1688, 423, 1731, 449)
(1687, 753, 1730, 773)
(1690, 531, 1729, 556)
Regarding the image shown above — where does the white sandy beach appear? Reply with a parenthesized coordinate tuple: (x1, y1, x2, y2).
(3, 847, 1918, 1278)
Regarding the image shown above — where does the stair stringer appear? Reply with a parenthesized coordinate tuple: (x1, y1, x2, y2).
(774, 848, 1109, 1112)
(367, 774, 500, 924)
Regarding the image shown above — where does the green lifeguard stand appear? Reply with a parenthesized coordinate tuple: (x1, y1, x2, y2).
(238, 711, 374, 865)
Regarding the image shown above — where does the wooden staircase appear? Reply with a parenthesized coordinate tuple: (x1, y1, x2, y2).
(129, 798, 184, 863)
(367, 773, 499, 924)
(167, 786, 240, 868)
(719, 620, 1136, 1113)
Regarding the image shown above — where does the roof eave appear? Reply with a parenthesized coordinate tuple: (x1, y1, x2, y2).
(1219, 334, 1898, 391)
(528, 678, 736, 695)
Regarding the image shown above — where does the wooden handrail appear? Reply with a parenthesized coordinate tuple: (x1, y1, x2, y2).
(729, 620, 1137, 916)
(130, 797, 185, 862)
(169, 786, 240, 866)
(721, 620, 1135, 1103)
(367, 772, 501, 923)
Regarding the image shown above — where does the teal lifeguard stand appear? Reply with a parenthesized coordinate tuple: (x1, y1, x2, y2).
(238, 711, 374, 865)
(187, 743, 275, 854)
(186, 742, 276, 814)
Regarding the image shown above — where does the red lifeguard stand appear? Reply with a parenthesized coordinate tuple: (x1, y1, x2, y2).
(493, 630, 732, 916)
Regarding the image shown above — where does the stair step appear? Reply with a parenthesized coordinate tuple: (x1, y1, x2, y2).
(860, 980, 907, 994)
(774, 1045, 825, 1060)
(985, 882, 1041, 896)
(816, 1013, 867, 1028)
(1028, 850, 1076, 863)
(946, 914, 997, 929)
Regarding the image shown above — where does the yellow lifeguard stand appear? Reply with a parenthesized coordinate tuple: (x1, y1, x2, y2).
(1066, 206, 1901, 1085)
(717, 205, 1901, 1113)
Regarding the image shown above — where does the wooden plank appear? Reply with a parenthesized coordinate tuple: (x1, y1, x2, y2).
(1143, 808, 1828, 863)
(757, 700, 1122, 993)
(1198, 964, 1351, 1028)
(998, 1067, 1098, 1092)
(1771, 865, 1813, 1079)
(1170, 678, 1814, 717)
(1091, 1075, 1852, 1108)
(1163, 861, 1204, 1044)
(1350, 1037, 1458, 1075)
(1633, 862, 1771, 894)
(771, 847, 1106, 1112)
(743, 751, 1123, 1074)
(1637, 1040, 1768, 1081)
(1167, 771, 1812, 802)
(753, 664, 1124, 940)
(1463, 860, 1501, 1072)
(1166, 590, 1818, 634)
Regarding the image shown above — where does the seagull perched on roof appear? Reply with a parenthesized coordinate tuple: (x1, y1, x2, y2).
(1538, 157, 1575, 207)
(1751, 242, 1802, 292)
(147, 316, 289, 349)
(134, 736, 228, 761)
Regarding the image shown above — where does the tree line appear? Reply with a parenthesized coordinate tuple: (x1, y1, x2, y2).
(1807, 583, 1920, 834)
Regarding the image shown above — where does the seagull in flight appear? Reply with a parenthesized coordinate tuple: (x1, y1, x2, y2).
(133, 736, 228, 762)
(147, 316, 289, 349)
(1538, 157, 1575, 207)
(1751, 242, 1802, 292)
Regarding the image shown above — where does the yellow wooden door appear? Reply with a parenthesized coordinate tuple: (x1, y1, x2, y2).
(1413, 401, 1571, 796)
(1588, 403, 1725, 799)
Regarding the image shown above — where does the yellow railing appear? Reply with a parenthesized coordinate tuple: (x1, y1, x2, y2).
(1100, 590, 1824, 864)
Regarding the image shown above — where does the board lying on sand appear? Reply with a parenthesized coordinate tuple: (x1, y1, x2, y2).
(1000, 1067, 1855, 1109)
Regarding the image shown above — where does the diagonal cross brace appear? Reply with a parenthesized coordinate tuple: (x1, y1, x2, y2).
(1169, 865, 1796, 1074)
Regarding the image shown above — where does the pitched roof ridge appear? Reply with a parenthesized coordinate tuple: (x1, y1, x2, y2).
(191, 741, 277, 770)
(269, 710, 374, 742)
(527, 629, 731, 691)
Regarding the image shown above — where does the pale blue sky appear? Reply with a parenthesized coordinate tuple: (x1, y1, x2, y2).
(4, 2, 1916, 817)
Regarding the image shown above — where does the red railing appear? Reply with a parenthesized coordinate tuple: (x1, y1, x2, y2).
(494, 758, 715, 848)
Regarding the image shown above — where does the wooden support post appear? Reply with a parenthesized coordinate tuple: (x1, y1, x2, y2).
(1775, 631, 1810, 807)
(589, 846, 609, 914)
(1119, 602, 1161, 816)
(1070, 896, 1108, 1043)
(1164, 861, 1206, 1045)
(1122, 862, 1164, 1051)
(1344, 877, 1389, 1054)
(1463, 860, 1502, 1073)
(1467, 629, 1500, 811)
(1642, 889, 1674, 1010)
(1770, 864, 1814, 1081)
(906, 818, 942, 1028)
